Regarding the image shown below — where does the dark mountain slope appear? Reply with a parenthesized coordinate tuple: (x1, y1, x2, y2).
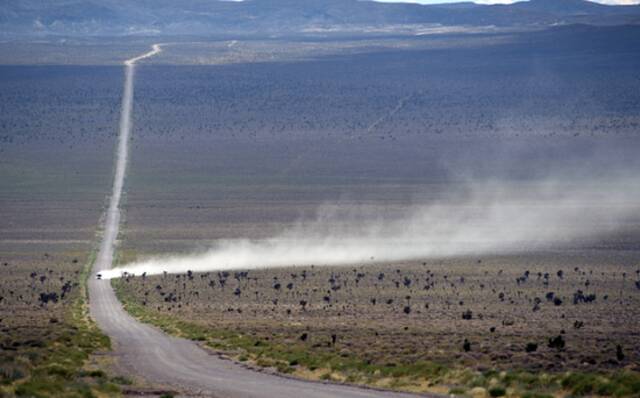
(1, 0, 639, 37)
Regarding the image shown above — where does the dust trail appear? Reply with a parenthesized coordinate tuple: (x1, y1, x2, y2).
(100, 177, 640, 279)
(92, 44, 162, 277)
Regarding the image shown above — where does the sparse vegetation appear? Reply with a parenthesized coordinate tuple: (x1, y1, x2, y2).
(3, 23, 640, 398)
(0, 86, 121, 395)
(114, 254, 640, 396)
(0, 250, 117, 397)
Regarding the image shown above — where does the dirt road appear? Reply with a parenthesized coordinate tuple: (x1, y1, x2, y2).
(87, 44, 433, 398)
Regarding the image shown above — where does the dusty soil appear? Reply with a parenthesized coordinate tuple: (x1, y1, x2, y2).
(117, 252, 640, 375)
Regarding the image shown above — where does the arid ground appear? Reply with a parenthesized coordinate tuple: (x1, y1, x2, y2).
(0, 75, 123, 395)
(111, 26, 640, 397)
(2, 25, 640, 397)
(115, 252, 640, 395)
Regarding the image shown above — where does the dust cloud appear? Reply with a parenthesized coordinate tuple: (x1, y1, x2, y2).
(101, 176, 639, 279)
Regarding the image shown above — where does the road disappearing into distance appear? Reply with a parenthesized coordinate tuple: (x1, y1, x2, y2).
(87, 44, 429, 398)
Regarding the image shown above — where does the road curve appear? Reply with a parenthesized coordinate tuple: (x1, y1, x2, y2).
(88, 45, 435, 397)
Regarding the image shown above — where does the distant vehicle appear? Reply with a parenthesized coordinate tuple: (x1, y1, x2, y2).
(96, 273, 102, 280)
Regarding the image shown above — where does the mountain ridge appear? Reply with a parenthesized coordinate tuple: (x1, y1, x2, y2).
(1, 0, 639, 37)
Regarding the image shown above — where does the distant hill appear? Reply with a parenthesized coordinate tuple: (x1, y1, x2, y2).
(1, 0, 639, 37)
(512, 0, 615, 15)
